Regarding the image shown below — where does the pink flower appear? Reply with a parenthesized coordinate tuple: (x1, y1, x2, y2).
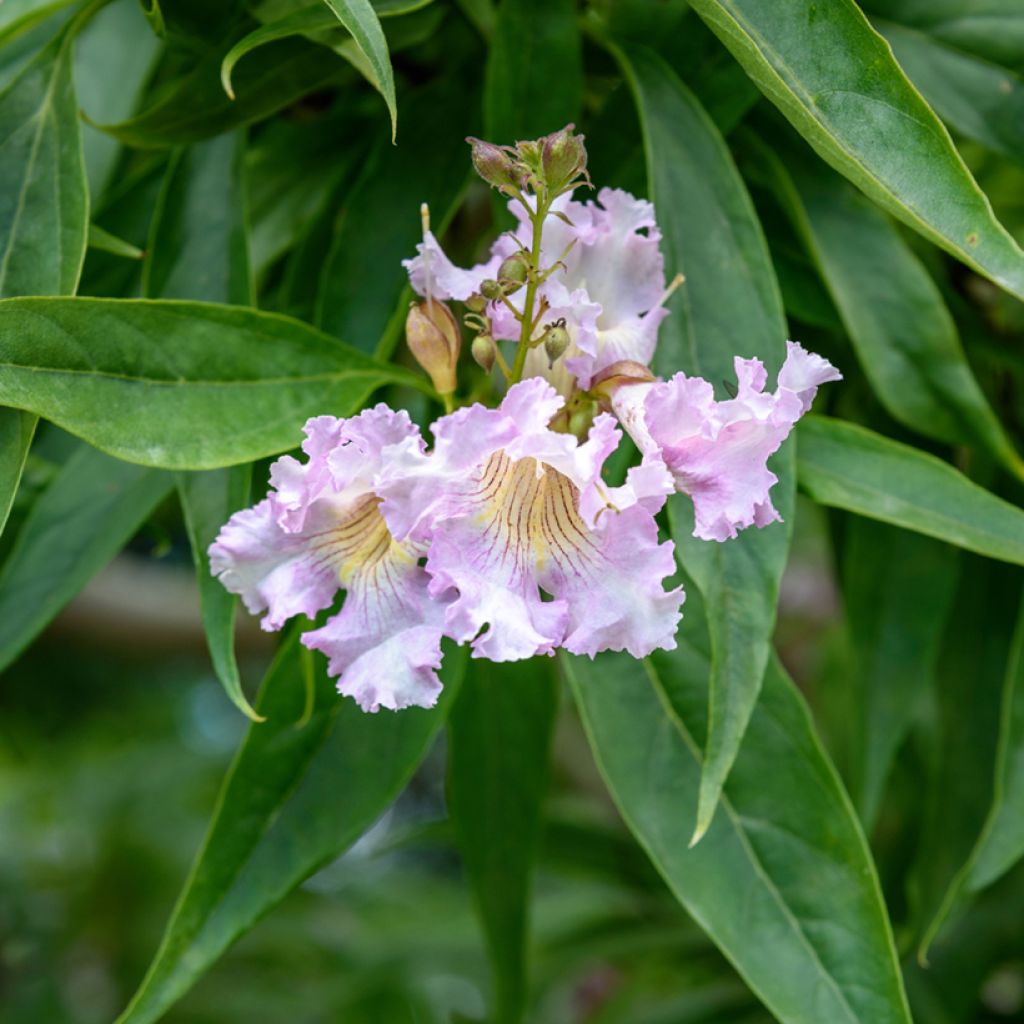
(208, 407, 448, 713)
(378, 378, 684, 662)
(611, 342, 842, 542)
(403, 188, 670, 392)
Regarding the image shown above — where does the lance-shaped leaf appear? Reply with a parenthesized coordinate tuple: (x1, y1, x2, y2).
(0, 297, 421, 469)
(797, 416, 1024, 566)
(0, 443, 173, 673)
(745, 129, 1024, 480)
(319, 0, 396, 140)
(687, 0, 1024, 303)
(116, 633, 465, 1024)
(484, 0, 582, 142)
(0, 408, 35, 539)
(841, 518, 960, 829)
(616, 43, 792, 843)
(316, 82, 473, 353)
(565, 594, 913, 1023)
(447, 659, 558, 1024)
(920, 584, 1024, 953)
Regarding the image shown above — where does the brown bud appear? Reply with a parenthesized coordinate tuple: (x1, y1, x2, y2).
(542, 323, 570, 365)
(467, 137, 518, 191)
(542, 124, 587, 193)
(406, 299, 460, 396)
(497, 253, 529, 294)
(471, 334, 497, 373)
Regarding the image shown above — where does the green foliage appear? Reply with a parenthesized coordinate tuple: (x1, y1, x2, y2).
(2, 1, 1024, 1022)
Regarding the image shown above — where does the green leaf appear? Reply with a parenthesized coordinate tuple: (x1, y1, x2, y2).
(0, 407, 36, 538)
(919, 581, 1024, 954)
(0, 25, 88, 297)
(483, 0, 582, 141)
(447, 659, 557, 1024)
(316, 82, 474, 353)
(0, 442, 173, 673)
(177, 467, 258, 721)
(319, 0, 396, 140)
(746, 128, 1024, 479)
(0, 297, 421, 469)
(616, 43, 792, 843)
(840, 518, 960, 829)
(687, 0, 1024, 303)
(796, 416, 1024, 566)
(878, 20, 1024, 166)
(565, 600, 913, 1023)
(93, 36, 344, 148)
(116, 633, 465, 1024)
(143, 132, 253, 305)
(87, 222, 144, 260)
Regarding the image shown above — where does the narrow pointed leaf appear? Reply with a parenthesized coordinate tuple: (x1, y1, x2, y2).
(0, 443, 173, 672)
(565, 606, 912, 1023)
(484, 0, 582, 141)
(320, 0, 396, 140)
(447, 659, 558, 1024)
(687, 0, 1024, 303)
(797, 416, 1024, 565)
(616, 43, 792, 842)
(0, 26, 87, 297)
(87, 223, 144, 260)
(0, 408, 36, 538)
(117, 634, 465, 1024)
(0, 297, 420, 469)
(748, 130, 1024, 478)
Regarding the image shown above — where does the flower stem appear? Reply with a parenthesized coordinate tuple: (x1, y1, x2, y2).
(508, 193, 549, 385)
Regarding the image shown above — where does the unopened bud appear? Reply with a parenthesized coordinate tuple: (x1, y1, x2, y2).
(465, 293, 487, 313)
(406, 299, 460, 396)
(467, 137, 518, 191)
(542, 322, 570, 365)
(589, 359, 656, 409)
(471, 333, 497, 373)
(497, 254, 529, 294)
(480, 278, 503, 300)
(542, 124, 587, 193)
(568, 405, 594, 439)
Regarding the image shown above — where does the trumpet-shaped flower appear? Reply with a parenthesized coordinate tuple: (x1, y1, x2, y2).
(208, 407, 447, 713)
(378, 378, 684, 662)
(610, 342, 841, 542)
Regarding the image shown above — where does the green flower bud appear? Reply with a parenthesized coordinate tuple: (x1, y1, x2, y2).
(406, 299, 460, 396)
(466, 137, 518, 191)
(542, 322, 570, 365)
(464, 293, 487, 314)
(541, 124, 588, 194)
(480, 278, 503, 300)
(497, 253, 529, 294)
(471, 333, 497, 373)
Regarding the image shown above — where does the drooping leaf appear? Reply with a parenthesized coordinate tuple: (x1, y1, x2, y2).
(0, 408, 36, 538)
(746, 129, 1024, 479)
(447, 659, 558, 1024)
(797, 416, 1024, 566)
(116, 633, 465, 1024)
(0, 24, 87, 297)
(316, 82, 474, 354)
(92, 36, 344, 148)
(483, 0, 582, 142)
(840, 518, 960, 829)
(687, 0, 1024, 303)
(0, 297, 421, 469)
(0, 443, 173, 673)
(143, 132, 253, 305)
(565, 589, 913, 1024)
(319, 0, 396, 140)
(616, 43, 792, 843)
(878, 20, 1024, 166)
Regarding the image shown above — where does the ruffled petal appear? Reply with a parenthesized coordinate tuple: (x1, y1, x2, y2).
(777, 339, 844, 412)
(403, 229, 501, 302)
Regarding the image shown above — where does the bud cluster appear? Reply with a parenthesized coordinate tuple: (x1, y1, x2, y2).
(467, 124, 590, 200)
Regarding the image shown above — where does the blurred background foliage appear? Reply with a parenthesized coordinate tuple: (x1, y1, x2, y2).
(2, 0, 1024, 1022)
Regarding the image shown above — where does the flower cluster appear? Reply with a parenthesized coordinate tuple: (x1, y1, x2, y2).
(209, 125, 840, 712)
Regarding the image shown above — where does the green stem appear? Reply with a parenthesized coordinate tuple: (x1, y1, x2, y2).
(508, 194, 549, 385)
